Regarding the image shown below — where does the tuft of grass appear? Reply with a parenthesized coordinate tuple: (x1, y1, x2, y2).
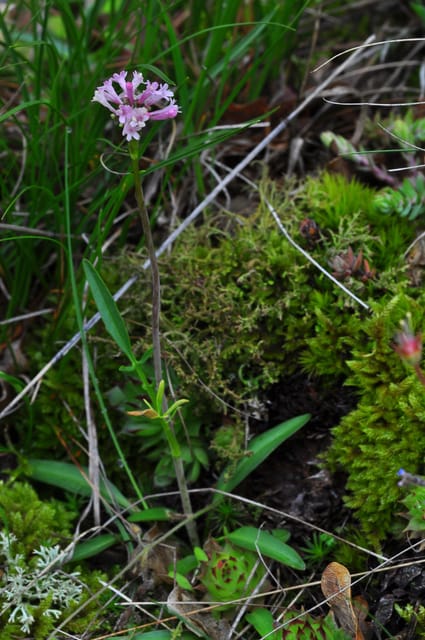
(0, 0, 311, 336)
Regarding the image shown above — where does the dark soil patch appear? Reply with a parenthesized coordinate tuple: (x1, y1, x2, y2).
(243, 374, 355, 531)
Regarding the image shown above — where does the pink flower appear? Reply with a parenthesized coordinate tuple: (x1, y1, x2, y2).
(393, 315, 422, 366)
(92, 70, 180, 141)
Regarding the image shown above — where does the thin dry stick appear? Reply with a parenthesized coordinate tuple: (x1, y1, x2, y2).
(82, 346, 101, 526)
(313, 37, 425, 74)
(0, 33, 376, 421)
(271, 538, 425, 638)
(264, 195, 370, 310)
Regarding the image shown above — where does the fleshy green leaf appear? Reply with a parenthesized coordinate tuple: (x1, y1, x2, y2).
(216, 414, 310, 495)
(175, 553, 200, 575)
(194, 546, 208, 562)
(171, 571, 193, 591)
(246, 608, 279, 639)
(226, 526, 305, 570)
(271, 528, 290, 543)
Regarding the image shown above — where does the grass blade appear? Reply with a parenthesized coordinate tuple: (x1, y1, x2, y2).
(70, 533, 118, 562)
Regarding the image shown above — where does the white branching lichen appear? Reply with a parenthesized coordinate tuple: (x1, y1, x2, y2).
(0, 532, 83, 633)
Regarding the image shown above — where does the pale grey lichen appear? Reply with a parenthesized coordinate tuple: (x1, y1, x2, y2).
(0, 532, 83, 633)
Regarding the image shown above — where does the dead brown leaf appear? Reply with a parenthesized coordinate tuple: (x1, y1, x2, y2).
(321, 561, 365, 640)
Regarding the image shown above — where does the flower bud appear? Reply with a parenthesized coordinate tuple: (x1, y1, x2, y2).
(393, 315, 422, 366)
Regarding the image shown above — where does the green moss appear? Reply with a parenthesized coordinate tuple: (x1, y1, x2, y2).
(396, 603, 425, 637)
(120, 173, 411, 405)
(0, 481, 110, 636)
(156, 211, 307, 403)
(0, 480, 75, 554)
(326, 293, 425, 544)
(210, 418, 246, 471)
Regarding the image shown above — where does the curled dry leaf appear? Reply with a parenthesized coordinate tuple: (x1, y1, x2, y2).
(321, 561, 365, 640)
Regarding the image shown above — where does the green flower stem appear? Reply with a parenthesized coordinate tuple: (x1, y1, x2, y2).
(161, 419, 181, 458)
(129, 143, 198, 546)
(129, 143, 162, 388)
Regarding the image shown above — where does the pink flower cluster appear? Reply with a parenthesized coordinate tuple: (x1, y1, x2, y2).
(92, 70, 180, 141)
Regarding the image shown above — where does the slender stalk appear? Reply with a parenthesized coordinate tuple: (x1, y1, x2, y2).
(130, 149, 199, 546)
(130, 153, 162, 388)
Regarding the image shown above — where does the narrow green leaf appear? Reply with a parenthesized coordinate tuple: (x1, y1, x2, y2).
(164, 398, 189, 419)
(70, 533, 118, 562)
(226, 526, 305, 570)
(140, 123, 261, 177)
(83, 259, 133, 361)
(193, 446, 209, 467)
(127, 508, 174, 523)
(26, 459, 131, 509)
(216, 414, 310, 495)
(411, 2, 425, 23)
(0, 100, 46, 124)
(0, 371, 25, 392)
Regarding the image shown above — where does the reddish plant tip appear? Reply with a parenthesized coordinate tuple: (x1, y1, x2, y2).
(393, 316, 422, 367)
